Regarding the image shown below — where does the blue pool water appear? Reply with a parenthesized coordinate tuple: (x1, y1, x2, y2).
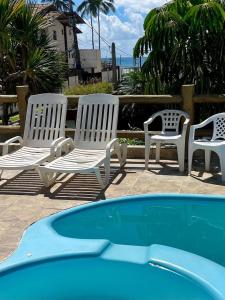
(0, 194, 225, 300)
(53, 196, 225, 266)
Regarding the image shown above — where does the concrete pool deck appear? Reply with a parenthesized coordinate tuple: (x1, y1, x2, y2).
(1, 159, 225, 261)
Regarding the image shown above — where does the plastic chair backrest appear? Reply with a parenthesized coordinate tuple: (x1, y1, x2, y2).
(75, 94, 119, 149)
(23, 93, 67, 147)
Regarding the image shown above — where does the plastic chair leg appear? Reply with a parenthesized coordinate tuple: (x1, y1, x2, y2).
(177, 144, 185, 172)
(205, 150, 211, 172)
(188, 148, 193, 175)
(156, 143, 160, 163)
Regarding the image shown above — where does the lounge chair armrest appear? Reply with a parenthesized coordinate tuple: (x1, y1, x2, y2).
(55, 138, 75, 157)
(50, 137, 65, 155)
(2, 136, 23, 155)
(106, 138, 119, 157)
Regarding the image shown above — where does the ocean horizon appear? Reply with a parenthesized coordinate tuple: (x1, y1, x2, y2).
(102, 56, 147, 68)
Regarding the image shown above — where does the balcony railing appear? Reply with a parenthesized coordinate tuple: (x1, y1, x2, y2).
(0, 84, 224, 158)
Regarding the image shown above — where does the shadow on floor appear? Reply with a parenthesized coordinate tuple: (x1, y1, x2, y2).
(45, 167, 126, 201)
(0, 166, 126, 201)
(147, 161, 187, 176)
(0, 170, 44, 195)
(190, 172, 223, 186)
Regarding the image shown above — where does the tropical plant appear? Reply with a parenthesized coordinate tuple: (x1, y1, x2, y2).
(64, 81, 113, 94)
(117, 71, 146, 95)
(134, 0, 225, 94)
(0, 0, 67, 94)
(77, 0, 115, 50)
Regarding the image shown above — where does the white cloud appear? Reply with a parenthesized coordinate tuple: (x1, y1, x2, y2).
(78, 0, 167, 57)
(115, 0, 167, 13)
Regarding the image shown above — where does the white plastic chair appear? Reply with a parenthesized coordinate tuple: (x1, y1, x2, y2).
(0, 94, 67, 179)
(144, 109, 190, 172)
(38, 94, 127, 188)
(188, 113, 225, 181)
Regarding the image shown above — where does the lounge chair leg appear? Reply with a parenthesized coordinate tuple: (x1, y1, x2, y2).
(120, 143, 127, 167)
(37, 167, 57, 187)
(205, 150, 211, 172)
(0, 170, 3, 180)
(145, 139, 150, 170)
(104, 161, 110, 186)
(94, 168, 104, 188)
(115, 143, 127, 167)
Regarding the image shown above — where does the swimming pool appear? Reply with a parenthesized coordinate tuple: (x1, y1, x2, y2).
(0, 194, 225, 300)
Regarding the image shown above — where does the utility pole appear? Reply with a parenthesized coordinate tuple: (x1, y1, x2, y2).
(112, 42, 117, 87)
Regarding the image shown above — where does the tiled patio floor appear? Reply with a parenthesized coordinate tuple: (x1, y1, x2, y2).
(1, 159, 225, 261)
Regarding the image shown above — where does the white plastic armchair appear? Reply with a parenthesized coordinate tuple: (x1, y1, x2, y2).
(38, 94, 127, 188)
(144, 109, 190, 172)
(0, 93, 67, 179)
(188, 113, 225, 181)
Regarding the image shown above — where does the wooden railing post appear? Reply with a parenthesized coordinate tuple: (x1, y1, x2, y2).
(16, 85, 29, 133)
(181, 84, 195, 125)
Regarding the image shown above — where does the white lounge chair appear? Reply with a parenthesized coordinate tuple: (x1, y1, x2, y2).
(188, 113, 225, 181)
(144, 109, 190, 172)
(38, 94, 127, 188)
(0, 94, 67, 179)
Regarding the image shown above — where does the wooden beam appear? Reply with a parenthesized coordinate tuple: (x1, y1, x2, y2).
(0, 125, 20, 134)
(67, 95, 183, 107)
(193, 95, 225, 103)
(0, 95, 18, 104)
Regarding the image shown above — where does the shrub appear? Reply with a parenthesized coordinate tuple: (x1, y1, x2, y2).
(64, 82, 113, 95)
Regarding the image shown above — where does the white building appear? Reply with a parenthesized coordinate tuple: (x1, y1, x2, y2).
(35, 4, 102, 78)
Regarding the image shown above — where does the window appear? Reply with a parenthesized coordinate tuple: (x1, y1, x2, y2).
(53, 30, 57, 40)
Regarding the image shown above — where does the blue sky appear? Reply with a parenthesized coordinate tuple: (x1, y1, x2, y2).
(75, 0, 167, 57)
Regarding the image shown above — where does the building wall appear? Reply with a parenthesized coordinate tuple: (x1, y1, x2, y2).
(45, 20, 102, 73)
(102, 70, 113, 82)
(79, 49, 101, 73)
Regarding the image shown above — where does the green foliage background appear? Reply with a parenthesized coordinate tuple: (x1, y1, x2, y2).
(134, 0, 225, 95)
(0, 0, 67, 94)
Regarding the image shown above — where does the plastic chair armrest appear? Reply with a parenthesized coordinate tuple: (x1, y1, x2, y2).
(55, 138, 75, 157)
(2, 136, 23, 155)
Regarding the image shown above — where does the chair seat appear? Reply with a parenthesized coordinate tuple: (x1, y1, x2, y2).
(0, 147, 51, 170)
(149, 134, 181, 142)
(42, 148, 108, 172)
(193, 139, 225, 148)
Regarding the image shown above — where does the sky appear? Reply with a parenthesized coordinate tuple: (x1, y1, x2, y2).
(75, 0, 167, 58)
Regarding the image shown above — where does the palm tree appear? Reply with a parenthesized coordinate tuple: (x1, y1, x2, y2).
(96, 0, 115, 50)
(77, 0, 115, 50)
(77, 0, 98, 49)
(0, 0, 66, 94)
(134, 0, 225, 94)
(41, 0, 69, 13)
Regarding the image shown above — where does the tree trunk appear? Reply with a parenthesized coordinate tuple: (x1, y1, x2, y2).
(98, 9, 101, 50)
(69, 0, 82, 79)
(91, 15, 94, 50)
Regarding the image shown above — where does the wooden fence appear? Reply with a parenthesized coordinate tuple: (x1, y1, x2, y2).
(0, 84, 224, 141)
